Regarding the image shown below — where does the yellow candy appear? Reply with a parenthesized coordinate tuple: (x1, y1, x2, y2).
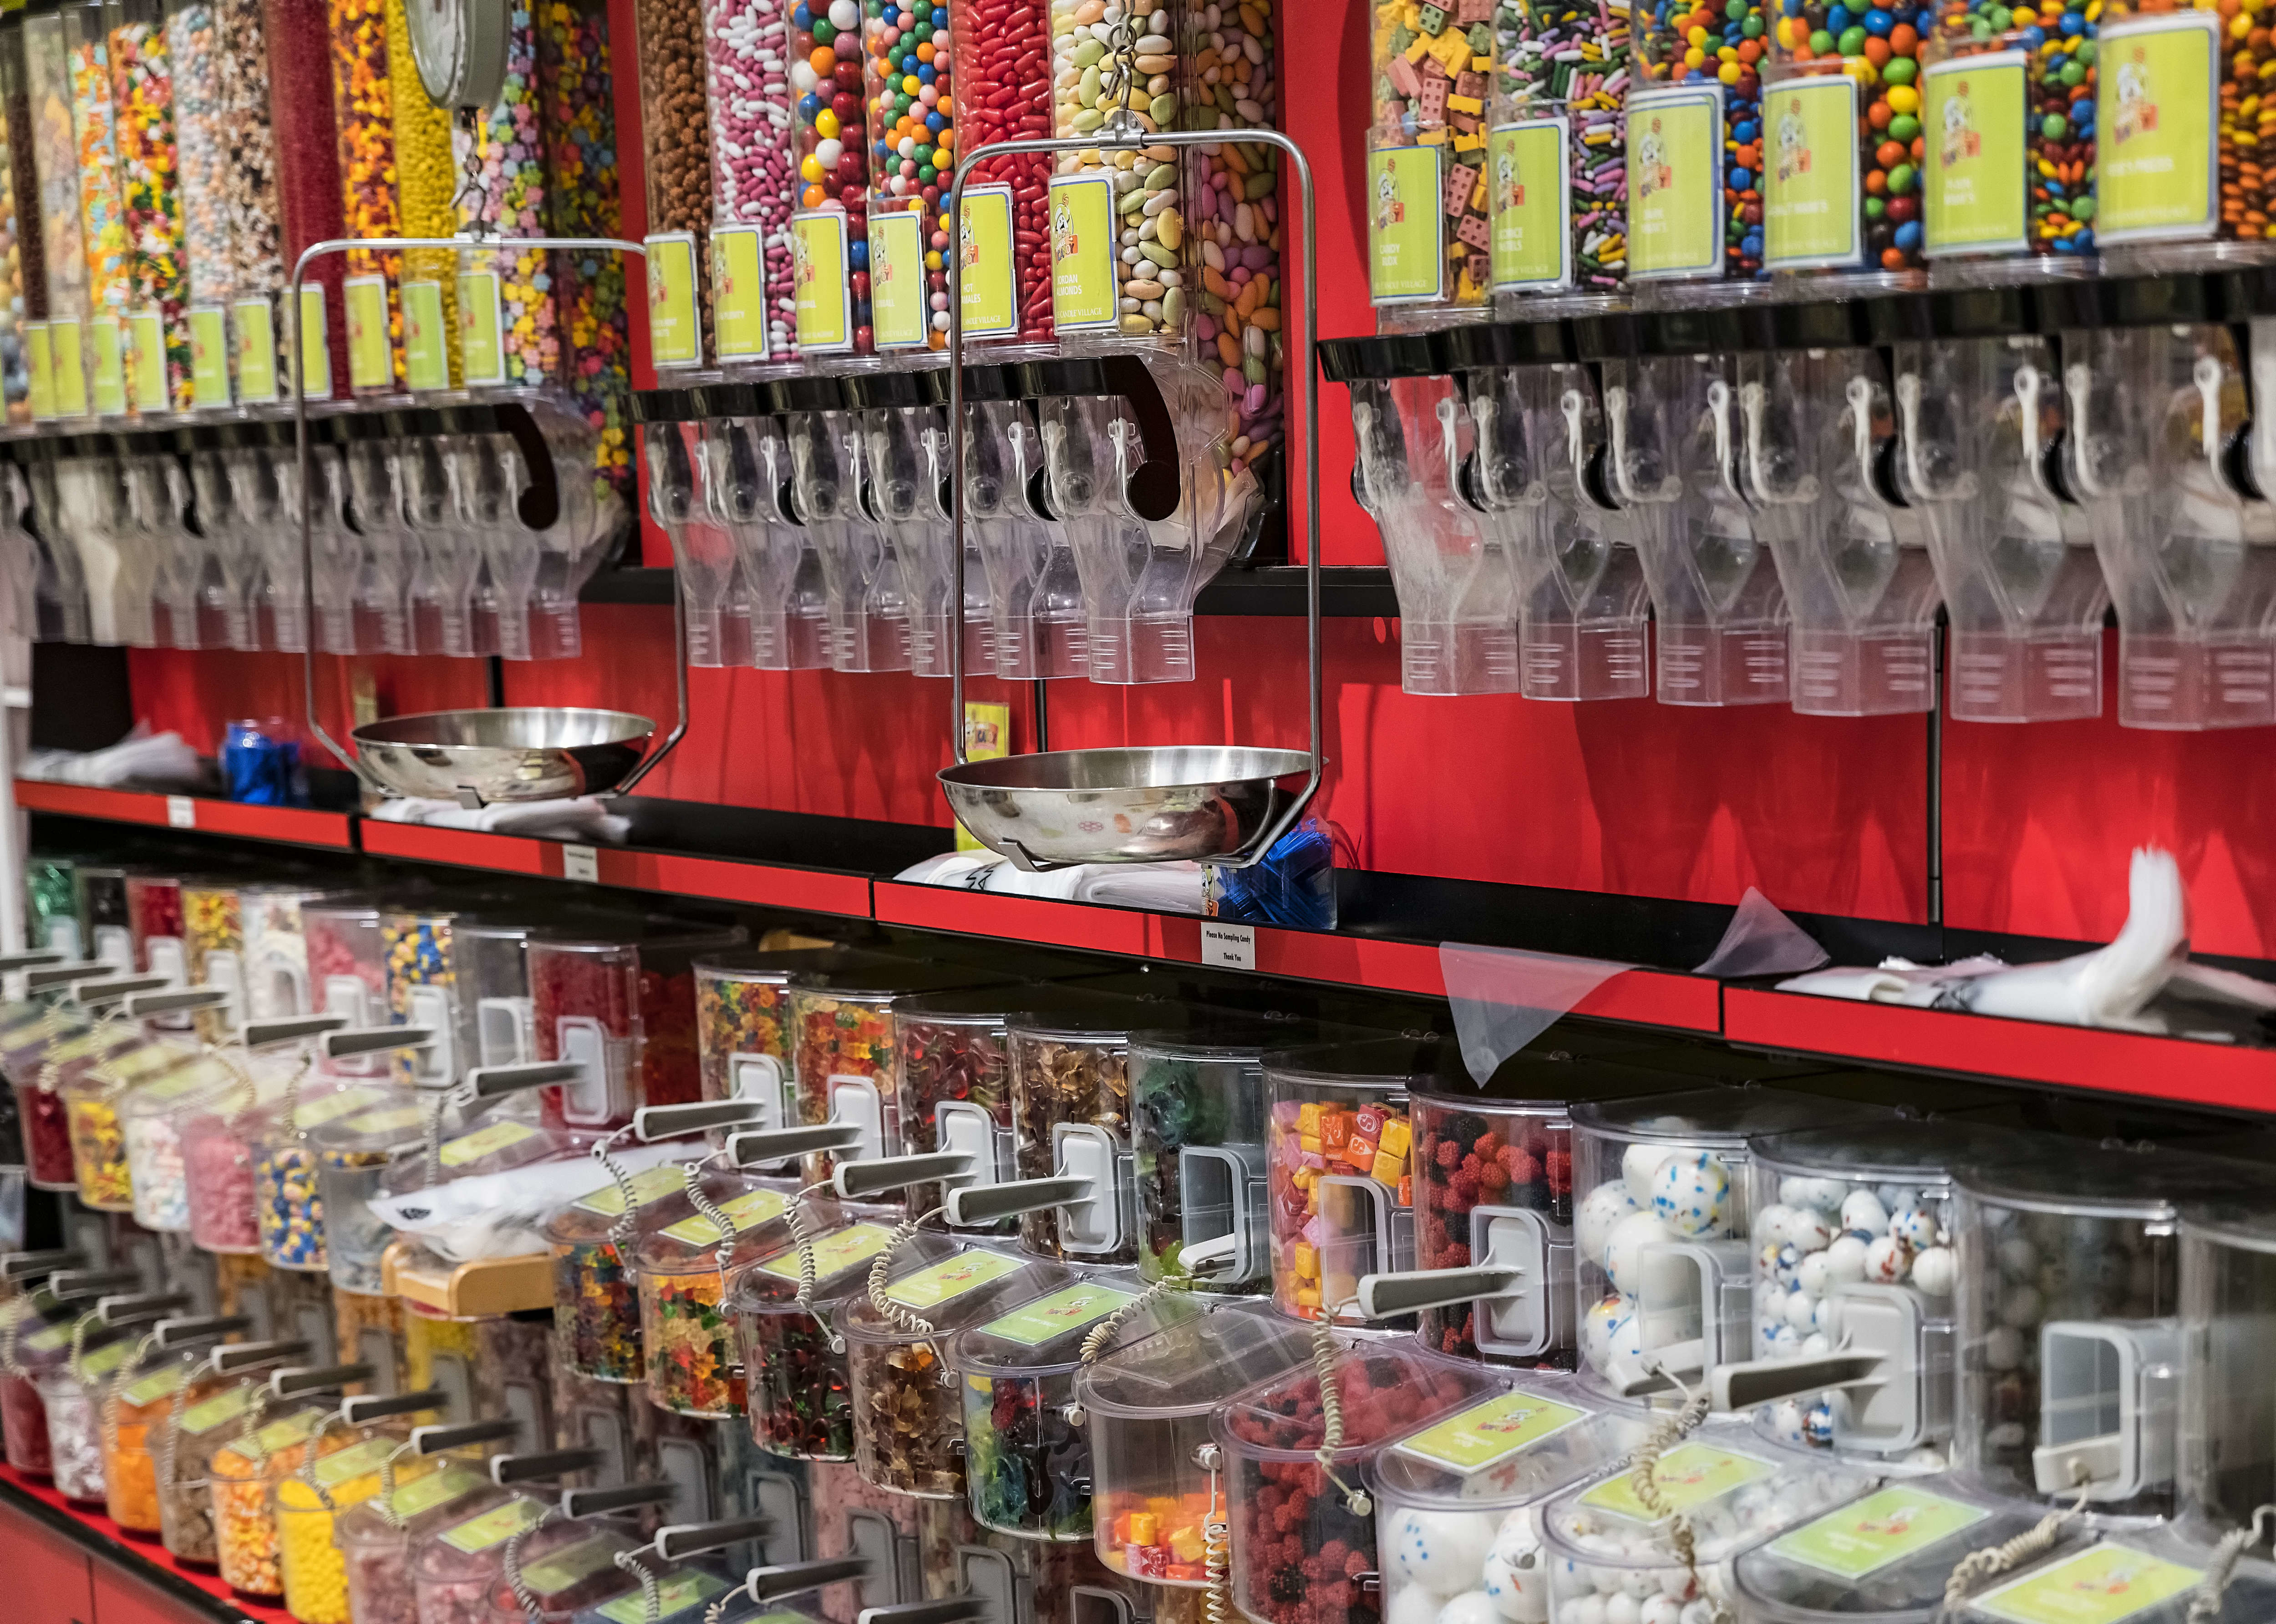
(1885, 83, 1919, 113)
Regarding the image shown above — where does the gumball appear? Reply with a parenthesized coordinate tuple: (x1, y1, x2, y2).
(1802, 1332, 1832, 1357)
(2000, 1284, 2044, 1329)
(1756, 1203, 1796, 1246)
(1803, 1403, 1834, 1445)
(1783, 1289, 1817, 1331)
(1650, 1152, 1731, 1237)
(1762, 1322, 1800, 1359)
(1768, 1399, 1808, 1446)
(1865, 1235, 1908, 1283)
(1985, 1325, 2025, 1370)
(1796, 1251, 1833, 1296)
(1441, 1594, 1505, 1624)
(1389, 1585, 1445, 1624)
(1390, 1507, 1500, 1594)
(1815, 1294, 1844, 1338)
(1824, 1234, 1870, 1285)
(1784, 1207, 1836, 1254)
(1997, 1236, 2038, 1278)
(1840, 1189, 1889, 1236)
(1584, 1294, 1644, 1372)
(1623, 1143, 1673, 1205)
(1639, 1600, 1682, 1624)
(1605, 1211, 1677, 1295)
(1603, 1596, 1642, 1624)
(1578, 1182, 1640, 1270)
(1890, 1206, 1939, 1250)
(1911, 1246, 1956, 1297)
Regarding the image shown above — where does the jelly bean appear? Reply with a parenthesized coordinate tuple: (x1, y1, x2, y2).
(864, 0, 955, 344)
(1191, 0, 1281, 469)
(108, 9, 193, 406)
(329, 0, 402, 385)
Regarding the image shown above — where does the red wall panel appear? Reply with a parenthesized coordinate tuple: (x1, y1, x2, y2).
(123, 648, 489, 761)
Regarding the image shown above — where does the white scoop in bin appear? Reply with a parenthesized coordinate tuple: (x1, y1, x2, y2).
(939, 128, 1321, 872)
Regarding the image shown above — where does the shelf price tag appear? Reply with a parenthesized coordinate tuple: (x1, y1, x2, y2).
(166, 797, 196, 830)
(956, 184, 1020, 339)
(645, 232, 703, 366)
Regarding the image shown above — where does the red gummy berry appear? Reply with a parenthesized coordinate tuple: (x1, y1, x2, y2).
(1478, 1161, 1511, 1194)
(1442, 1241, 1471, 1268)
(1435, 1139, 1463, 1170)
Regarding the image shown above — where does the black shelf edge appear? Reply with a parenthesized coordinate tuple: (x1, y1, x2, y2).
(579, 565, 1401, 619)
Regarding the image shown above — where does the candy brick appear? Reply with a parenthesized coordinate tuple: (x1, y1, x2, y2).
(1456, 0, 1492, 19)
(1170, 1528, 1207, 1564)
(1419, 127, 1450, 145)
(1372, 1150, 1407, 1189)
(1456, 213, 1491, 250)
(1446, 92, 1482, 114)
(1355, 1104, 1388, 1141)
(1417, 73, 1449, 126)
(1453, 122, 1483, 144)
(1404, 33, 1432, 61)
(1436, 28, 1474, 69)
(1455, 68, 1486, 100)
(1466, 252, 1490, 286)
(1129, 1513, 1159, 1545)
(1379, 1117, 1413, 1160)
(1320, 1111, 1351, 1151)
(1293, 1240, 1318, 1279)
(1388, 55, 1421, 97)
(1417, 3, 1446, 32)
(1296, 1101, 1321, 1137)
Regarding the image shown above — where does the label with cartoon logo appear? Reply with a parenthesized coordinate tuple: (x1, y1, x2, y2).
(958, 184, 1020, 339)
(1392, 1390, 1587, 1472)
(869, 209, 929, 350)
(2097, 10, 2219, 243)
(1578, 1441, 1774, 1522)
(1762, 73, 1861, 270)
(1489, 119, 1572, 291)
(1768, 1485, 1991, 1580)
(980, 1281, 1139, 1347)
(645, 230, 703, 367)
(791, 211, 854, 354)
(1924, 54, 2026, 255)
(1627, 85, 1724, 278)
(1368, 145, 1446, 304)
(711, 226, 768, 358)
(1048, 172, 1121, 332)
(1971, 1543, 2204, 1624)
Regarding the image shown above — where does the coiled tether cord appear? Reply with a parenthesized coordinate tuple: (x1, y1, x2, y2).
(2184, 1504, 2276, 1623)
(1943, 1462, 2094, 1612)
(504, 1507, 564, 1622)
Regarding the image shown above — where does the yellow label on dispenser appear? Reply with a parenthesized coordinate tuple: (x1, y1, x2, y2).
(456, 270, 506, 386)
(1972, 1544, 2204, 1624)
(80, 1339, 131, 1378)
(290, 1086, 387, 1130)
(869, 208, 930, 350)
(1367, 145, 1445, 303)
(127, 309, 168, 412)
(1762, 73, 1861, 270)
(646, 231, 703, 366)
(438, 1495, 549, 1554)
(1770, 1486, 1990, 1581)
(979, 1281, 1137, 1347)
(712, 226, 769, 358)
(402, 281, 450, 390)
(1489, 119, 1571, 291)
(1394, 1391, 1587, 1472)
(956, 184, 1019, 339)
(188, 306, 230, 409)
(2096, 11, 2220, 244)
(233, 299, 278, 402)
(885, 1248, 1023, 1310)
(314, 1435, 397, 1486)
(389, 1466, 482, 1519)
(1580, 1441, 1774, 1522)
(436, 1118, 540, 1168)
(50, 319, 87, 417)
(345, 275, 392, 390)
(24, 322, 52, 419)
(1047, 172, 1120, 332)
(792, 210, 853, 353)
(1923, 54, 2027, 256)
(298, 286, 332, 401)
(753, 1221, 897, 1282)
(572, 1162, 687, 1217)
(179, 1385, 255, 1436)
(598, 1572, 731, 1624)
(89, 315, 126, 417)
(120, 1363, 188, 1408)
(1627, 85, 1724, 278)
(659, 1186, 789, 1246)
(343, 1104, 425, 1137)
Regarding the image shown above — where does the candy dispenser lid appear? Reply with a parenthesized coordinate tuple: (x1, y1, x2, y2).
(333, 1465, 497, 1545)
(1211, 1335, 1506, 1466)
(1569, 1089, 1898, 1148)
(1749, 1121, 2046, 1189)
(1363, 1369, 1650, 1512)
(546, 1157, 722, 1247)
(949, 1268, 1199, 1381)
(1731, 1474, 2082, 1623)
(729, 1212, 920, 1313)
(1945, 1527, 2276, 1624)
(2180, 1209, 2276, 1256)
(1539, 1418, 1876, 1569)
(837, 1242, 1072, 1348)
(63, 1037, 197, 1100)
(7, 1310, 110, 1374)
(633, 1173, 806, 1275)
(212, 1403, 335, 1473)
(430, 1119, 583, 1181)
(570, 1560, 741, 1624)
(117, 1050, 249, 1120)
(303, 1089, 430, 1156)
(1952, 1140, 2267, 1220)
(1074, 1296, 1311, 1421)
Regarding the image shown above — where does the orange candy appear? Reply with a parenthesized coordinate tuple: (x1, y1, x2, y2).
(810, 44, 837, 73)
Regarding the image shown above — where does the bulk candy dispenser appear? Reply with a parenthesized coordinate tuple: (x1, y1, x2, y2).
(1599, 324, 1792, 706)
(402, 1308, 557, 1436)
(19, 1021, 145, 1190)
(1567, 1088, 1891, 1392)
(240, 885, 346, 1024)
(527, 924, 750, 1132)
(63, 1037, 194, 1209)
(701, 395, 834, 672)
(948, 1268, 1191, 1543)
(122, 1050, 248, 1231)
(384, 905, 527, 1088)
(1735, 303, 1942, 716)
(35, 1317, 142, 1502)
(456, 917, 556, 1073)
(550, 1160, 715, 1385)
(1361, 0, 1491, 319)
(1213, 1334, 1504, 1624)
(102, 1315, 245, 1534)
(1952, 1143, 2261, 1520)
(1005, 1001, 1166, 1263)
(1076, 1296, 1311, 1588)
(159, 1339, 320, 1567)
(1366, 1369, 1655, 1624)
(1494, 0, 1633, 306)
(860, 0, 952, 356)
(2079, 0, 2249, 275)
(785, 393, 917, 676)
(1536, 1419, 1875, 1624)
(73, 865, 132, 971)
(839, 1240, 1070, 1499)
(944, 0, 1050, 351)
(1627, 0, 1770, 292)
(697, 952, 824, 1124)
(633, 1171, 805, 1417)
(337, 1463, 508, 1624)
(729, 1210, 908, 1460)
(307, 1089, 427, 1293)
(183, 881, 245, 1040)
(305, 901, 386, 1045)
(1762, 0, 1928, 283)
(787, 957, 1007, 1180)
(275, 1401, 462, 1624)
(412, 1494, 644, 1624)
(960, 378, 1086, 681)
(1261, 1045, 1420, 1324)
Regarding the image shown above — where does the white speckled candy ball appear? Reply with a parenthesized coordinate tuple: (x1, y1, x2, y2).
(1865, 1235, 1909, 1283)
(1438, 1593, 1503, 1624)
(1768, 1399, 1807, 1445)
(1638, 1600, 1682, 1624)
(1784, 1208, 1836, 1254)
(1561, 1595, 1607, 1624)
(1389, 1586, 1445, 1624)
(1578, 1183, 1640, 1273)
(1605, 1211, 1677, 1295)
(1824, 1234, 1870, 1285)
(1911, 1246, 1956, 1297)
(1985, 1325, 2025, 1370)
(1796, 1251, 1833, 1296)
(1782, 1288, 1817, 1330)
(1602, 1596, 1641, 1624)
(1762, 1322, 1800, 1359)
(1815, 1294, 1844, 1338)
(1390, 1508, 1501, 1594)
(1483, 1511, 1548, 1624)
(1623, 1144, 1675, 1206)
(1755, 1203, 1796, 1247)
(1840, 1190, 1889, 1236)
(1890, 1205, 1940, 1250)
(1583, 1294, 1643, 1372)
(1650, 1152, 1731, 1237)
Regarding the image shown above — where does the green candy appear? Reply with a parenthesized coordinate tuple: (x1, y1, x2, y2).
(1742, 15, 1762, 34)
(1837, 23, 1866, 51)
(2060, 59, 2084, 85)
(2071, 194, 2094, 220)
(1883, 56, 1914, 83)
(1809, 26, 1833, 50)
(1865, 195, 1886, 217)
(1885, 162, 1914, 194)
(1889, 112, 1920, 141)
(2041, 112, 2066, 139)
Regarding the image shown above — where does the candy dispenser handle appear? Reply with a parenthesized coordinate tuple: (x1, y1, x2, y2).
(410, 1416, 522, 1454)
(324, 1024, 436, 1060)
(563, 1479, 679, 1518)
(341, 1387, 448, 1424)
(652, 1515, 777, 1563)
(725, 1123, 865, 1167)
(288, 236, 683, 798)
(1352, 1266, 1523, 1321)
(632, 1100, 769, 1140)
(945, 130, 1322, 863)
(96, 1291, 191, 1325)
(746, 1559, 874, 1605)
(493, 1446, 604, 1483)
(0, 1249, 85, 1282)
(242, 1015, 351, 1049)
(833, 1151, 973, 1201)
(1709, 1350, 1886, 1412)
(0, 951, 65, 973)
(271, 1362, 377, 1398)
(153, 1314, 250, 1349)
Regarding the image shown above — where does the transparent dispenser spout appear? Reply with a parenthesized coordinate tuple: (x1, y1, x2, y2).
(27, 450, 89, 645)
(2070, 323, 2276, 729)
(1898, 335, 2108, 722)
(792, 405, 912, 673)
(525, 395, 622, 661)
(259, 441, 315, 654)
(893, 399, 992, 679)
(1611, 353, 1790, 706)
(1743, 347, 1943, 715)
(343, 433, 413, 656)
(57, 446, 131, 648)
(965, 393, 1085, 681)
(399, 431, 480, 657)
(461, 432, 546, 662)
(716, 408, 830, 671)
(648, 407, 741, 670)
(188, 443, 253, 651)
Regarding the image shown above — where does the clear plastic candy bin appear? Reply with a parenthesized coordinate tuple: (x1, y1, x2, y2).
(241, 884, 348, 1021)
(123, 1052, 249, 1233)
(1367, 1370, 1656, 1624)
(304, 901, 386, 1042)
(1731, 1474, 2087, 1624)
(310, 1091, 427, 1295)
(633, 1172, 803, 1417)
(1539, 1421, 1873, 1624)
(729, 1210, 905, 1461)
(1078, 1297, 1312, 1587)
(694, 953, 799, 1121)
(1129, 1021, 1295, 1293)
(1568, 1090, 1893, 1388)
(1944, 1529, 2276, 1624)
(528, 923, 748, 1131)
(63, 1037, 193, 1209)
(274, 1418, 435, 1624)
(1214, 1336, 1505, 1624)
(335, 1466, 498, 1624)
(952, 1271, 1197, 1544)
(550, 1159, 715, 1384)
(840, 1241, 1066, 1501)
(1953, 1143, 2263, 1521)
(36, 1329, 133, 1502)
(413, 1498, 640, 1624)
(17, 1023, 143, 1189)
(1261, 1049, 1419, 1325)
